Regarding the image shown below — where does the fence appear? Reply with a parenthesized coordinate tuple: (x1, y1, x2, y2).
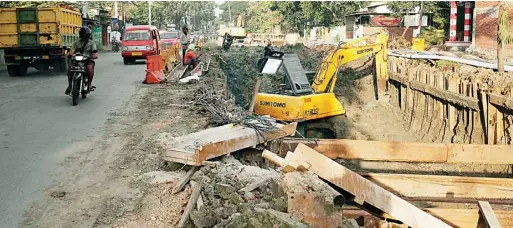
(386, 56, 513, 145)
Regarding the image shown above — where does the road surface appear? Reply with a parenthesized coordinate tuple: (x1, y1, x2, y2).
(0, 53, 146, 227)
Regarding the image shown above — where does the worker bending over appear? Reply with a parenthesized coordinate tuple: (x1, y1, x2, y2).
(184, 44, 202, 69)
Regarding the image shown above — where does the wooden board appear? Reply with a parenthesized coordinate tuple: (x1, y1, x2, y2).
(389, 73, 480, 110)
(478, 201, 503, 228)
(163, 122, 297, 166)
(489, 93, 513, 110)
(343, 208, 513, 228)
(275, 138, 513, 164)
(360, 173, 513, 201)
(291, 143, 451, 228)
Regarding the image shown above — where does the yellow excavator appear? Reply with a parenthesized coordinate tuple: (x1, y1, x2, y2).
(254, 31, 388, 138)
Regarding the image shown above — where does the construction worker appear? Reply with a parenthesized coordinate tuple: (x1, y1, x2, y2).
(184, 44, 201, 69)
(180, 26, 192, 65)
(264, 39, 273, 57)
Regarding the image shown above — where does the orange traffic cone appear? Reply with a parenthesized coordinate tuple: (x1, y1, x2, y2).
(144, 55, 165, 84)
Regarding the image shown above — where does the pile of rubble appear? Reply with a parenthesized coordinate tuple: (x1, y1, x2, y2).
(183, 156, 361, 228)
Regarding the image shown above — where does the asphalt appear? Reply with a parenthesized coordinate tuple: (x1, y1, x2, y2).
(0, 53, 146, 227)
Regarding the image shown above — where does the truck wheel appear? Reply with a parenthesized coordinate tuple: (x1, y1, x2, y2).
(18, 65, 28, 76)
(7, 65, 19, 77)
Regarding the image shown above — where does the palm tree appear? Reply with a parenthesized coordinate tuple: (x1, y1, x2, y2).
(497, 2, 513, 73)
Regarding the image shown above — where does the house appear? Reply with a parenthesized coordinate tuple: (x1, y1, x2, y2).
(473, 1, 513, 57)
(344, 2, 430, 42)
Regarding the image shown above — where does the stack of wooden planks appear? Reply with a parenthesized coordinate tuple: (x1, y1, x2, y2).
(268, 138, 513, 228)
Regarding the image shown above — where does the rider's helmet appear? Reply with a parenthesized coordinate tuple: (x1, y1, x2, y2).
(79, 26, 92, 40)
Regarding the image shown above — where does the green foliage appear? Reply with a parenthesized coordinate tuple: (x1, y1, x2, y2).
(269, 1, 365, 34)
(125, 1, 216, 31)
(0, 1, 81, 8)
(421, 27, 446, 46)
(498, 5, 513, 45)
(245, 2, 284, 33)
(435, 60, 456, 69)
(218, 1, 249, 23)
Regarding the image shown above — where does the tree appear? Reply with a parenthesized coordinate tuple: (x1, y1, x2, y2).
(497, 2, 513, 73)
(218, 1, 249, 23)
(125, 1, 216, 31)
(271, 1, 366, 34)
(245, 1, 285, 33)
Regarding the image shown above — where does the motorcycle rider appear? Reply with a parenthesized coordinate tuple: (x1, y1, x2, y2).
(65, 26, 98, 95)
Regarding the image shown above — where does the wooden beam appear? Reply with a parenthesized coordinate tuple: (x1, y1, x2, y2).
(478, 201, 503, 228)
(238, 176, 272, 193)
(360, 173, 513, 201)
(265, 144, 451, 228)
(489, 93, 513, 110)
(343, 207, 513, 228)
(172, 166, 198, 194)
(389, 73, 480, 110)
(164, 122, 297, 166)
(274, 138, 513, 165)
(248, 78, 262, 112)
(177, 181, 203, 228)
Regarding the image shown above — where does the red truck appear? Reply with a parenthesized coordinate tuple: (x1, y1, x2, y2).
(121, 25, 161, 65)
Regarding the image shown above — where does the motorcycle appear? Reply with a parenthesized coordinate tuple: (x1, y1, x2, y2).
(69, 54, 92, 106)
(111, 38, 120, 52)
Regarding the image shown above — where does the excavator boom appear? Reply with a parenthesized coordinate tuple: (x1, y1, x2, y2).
(311, 31, 388, 93)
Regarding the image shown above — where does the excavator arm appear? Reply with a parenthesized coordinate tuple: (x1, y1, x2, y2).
(311, 31, 388, 93)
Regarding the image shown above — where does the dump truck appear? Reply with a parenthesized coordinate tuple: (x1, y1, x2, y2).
(0, 7, 82, 76)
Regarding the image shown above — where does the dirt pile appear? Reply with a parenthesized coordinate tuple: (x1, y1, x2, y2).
(213, 44, 328, 107)
(188, 156, 299, 227)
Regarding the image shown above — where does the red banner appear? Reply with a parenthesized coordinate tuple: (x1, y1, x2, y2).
(370, 15, 402, 27)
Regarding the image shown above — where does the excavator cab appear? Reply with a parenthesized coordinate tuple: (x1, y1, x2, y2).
(254, 31, 388, 138)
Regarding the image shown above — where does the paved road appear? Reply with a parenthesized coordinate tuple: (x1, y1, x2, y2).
(0, 53, 146, 227)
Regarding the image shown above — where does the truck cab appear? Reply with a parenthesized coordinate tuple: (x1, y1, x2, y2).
(121, 25, 161, 65)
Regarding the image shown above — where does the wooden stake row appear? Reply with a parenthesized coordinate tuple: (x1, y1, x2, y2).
(387, 57, 513, 145)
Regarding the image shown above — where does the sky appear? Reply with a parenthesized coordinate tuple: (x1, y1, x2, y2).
(214, 0, 224, 17)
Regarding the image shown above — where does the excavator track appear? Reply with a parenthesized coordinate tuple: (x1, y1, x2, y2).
(297, 114, 351, 139)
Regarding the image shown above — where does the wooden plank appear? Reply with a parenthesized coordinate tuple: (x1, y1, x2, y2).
(343, 208, 513, 228)
(164, 122, 297, 166)
(359, 173, 513, 200)
(172, 166, 198, 194)
(275, 138, 447, 163)
(482, 88, 490, 143)
(276, 138, 513, 164)
(438, 74, 445, 120)
(280, 144, 451, 228)
(248, 78, 262, 112)
(238, 176, 272, 193)
(489, 93, 498, 144)
(177, 181, 203, 228)
(389, 73, 480, 110)
(489, 93, 513, 110)
(478, 201, 503, 228)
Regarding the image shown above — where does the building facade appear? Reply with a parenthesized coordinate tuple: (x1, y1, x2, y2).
(473, 1, 513, 57)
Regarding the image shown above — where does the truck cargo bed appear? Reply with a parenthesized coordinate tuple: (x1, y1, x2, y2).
(0, 7, 82, 48)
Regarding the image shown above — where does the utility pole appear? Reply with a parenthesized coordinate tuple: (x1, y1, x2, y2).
(148, 0, 152, 27)
(416, 2, 423, 37)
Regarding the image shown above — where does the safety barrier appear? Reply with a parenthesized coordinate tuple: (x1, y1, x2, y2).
(143, 55, 165, 84)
